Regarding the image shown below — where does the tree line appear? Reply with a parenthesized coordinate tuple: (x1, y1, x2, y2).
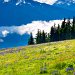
(28, 17, 75, 45)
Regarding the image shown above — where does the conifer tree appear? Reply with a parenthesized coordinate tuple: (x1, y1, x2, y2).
(71, 17, 75, 39)
(65, 19, 71, 40)
(28, 33, 34, 45)
(34, 17, 75, 44)
(56, 24, 61, 41)
(53, 24, 57, 41)
(46, 33, 50, 42)
(61, 18, 66, 40)
(36, 29, 42, 44)
(61, 18, 66, 29)
(50, 26, 55, 42)
(41, 30, 46, 43)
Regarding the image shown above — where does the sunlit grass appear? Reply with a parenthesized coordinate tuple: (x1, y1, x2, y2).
(0, 40, 75, 75)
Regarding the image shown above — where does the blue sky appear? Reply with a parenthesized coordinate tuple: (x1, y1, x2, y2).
(0, 0, 75, 48)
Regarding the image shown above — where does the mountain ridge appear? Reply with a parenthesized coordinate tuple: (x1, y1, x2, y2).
(3, 0, 75, 6)
(0, 0, 75, 26)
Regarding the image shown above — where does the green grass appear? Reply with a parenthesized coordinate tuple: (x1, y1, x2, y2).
(0, 40, 75, 75)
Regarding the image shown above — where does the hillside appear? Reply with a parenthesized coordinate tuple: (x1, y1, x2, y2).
(0, 40, 75, 75)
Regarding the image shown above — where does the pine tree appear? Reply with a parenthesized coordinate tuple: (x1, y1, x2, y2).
(71, 17, 75, 39)
(56, 24, 61, 41)
(36, 29, 42, 44)
(50, 26, 55, 42)
(53, 24, 57, 41)
(28, 33, 34, 45)
(65, 19, 71, 40)
(61, 18, 66, 40)
(41, 30, 46, 43)
(34, 17, 75, 44)
(61, 18, 66, 29)
(46, 33, 50, 42)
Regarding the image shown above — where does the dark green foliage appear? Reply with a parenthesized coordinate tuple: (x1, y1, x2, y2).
(66, 64, 74, 75)
(65, 19, 71, 40)
(61, 18, 66, 40)
(41, 30, 46, 43)
(71, 17, 75, 39)
(28, 33, 34, 45)
(50, 26, 55, 42)
(56, 24, 61, 41)
(36, 29, 42, 44)
(36, 30, 47, 44)
(40, 63, 47, 74)
(51, 70, 61, 75)
(46, 33, 50, 42)
(28, 17, 75, 45)
(40, 49, 46, 53)
(49, 18, 75, 42)
(68, 64, 73, 68)
(55, 62, 66, 70)
(61, 18, 66, 29)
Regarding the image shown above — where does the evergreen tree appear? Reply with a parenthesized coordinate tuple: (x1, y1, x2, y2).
(46, 33, 50, 42)
(34, 17, 75, 45)
(65, 19, 71, 40)
(36, 29, 42, 44)
(41, 30, 46, 43)
(61, 18, 66, 40)
(53, 24, 57, 41)
(56, 24, 61, 41)
(61, 18, 66, 29)
(71, 17, 75, 39)
(50, 26, 55, 42)
(28, 33, 34, 45)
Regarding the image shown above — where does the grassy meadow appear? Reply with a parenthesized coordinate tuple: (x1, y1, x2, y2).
(0, 40, 75, 75)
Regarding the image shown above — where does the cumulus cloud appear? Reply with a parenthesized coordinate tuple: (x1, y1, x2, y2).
(17, 20, 63, 37)
(0, 20, 63, 38)
(33, 0, 58, 5)
(2, 30, 9, 37)
(73, 0, 75, 3)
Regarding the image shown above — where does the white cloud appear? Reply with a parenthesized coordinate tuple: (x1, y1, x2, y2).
(33, 0, 58, 5)
(73, 0, 75, 3)
(3, 0, 26, 5)
(33, 0, 75, 5)
(3, 0, 10, 2)
(16, 0, 26, 5)
(3, 0, 75, 5)
(56, 1, 64, 5)
(17, 20, 63, 37)
(2, 30, 9, 37)
(0, 20, 63, 38)
(56, 0, 75, 5)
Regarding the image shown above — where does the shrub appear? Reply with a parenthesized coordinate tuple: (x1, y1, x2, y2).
(51, 70, 61, 75)
(40, 63, 47, 74)
(68, 64, 73, 68)
(55, 62, 66, 70)
(66, 64, 74, 72)
(40, 49, 46, 54)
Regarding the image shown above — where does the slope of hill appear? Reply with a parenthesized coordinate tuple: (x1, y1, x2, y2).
(0, 40, 75, 75)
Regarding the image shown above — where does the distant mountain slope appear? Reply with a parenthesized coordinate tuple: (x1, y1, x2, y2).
(0, 33, 29, 48)
(0, 1, 75, 26)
